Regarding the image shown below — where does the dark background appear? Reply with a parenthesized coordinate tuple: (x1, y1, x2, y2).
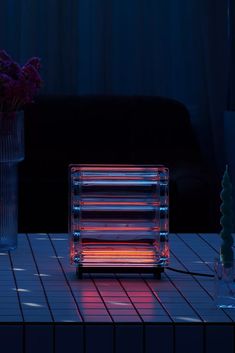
(1, 0, 235, 232)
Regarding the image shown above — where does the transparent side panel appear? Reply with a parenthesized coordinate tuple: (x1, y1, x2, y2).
(69, 165, 169, 268)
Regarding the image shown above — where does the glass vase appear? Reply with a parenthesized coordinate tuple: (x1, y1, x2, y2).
(69, 164, 169, 277)
(0, 111, 24, 251)
(214, 258, 235, 308)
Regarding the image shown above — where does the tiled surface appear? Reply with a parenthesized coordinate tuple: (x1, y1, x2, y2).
(0, 233, 235, 353)
(0, 233, 235, 324)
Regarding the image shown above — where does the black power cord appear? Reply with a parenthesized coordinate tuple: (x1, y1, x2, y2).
(166, 266, 214, 278)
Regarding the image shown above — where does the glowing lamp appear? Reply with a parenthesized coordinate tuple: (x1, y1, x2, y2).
(69, 164, 169, 278)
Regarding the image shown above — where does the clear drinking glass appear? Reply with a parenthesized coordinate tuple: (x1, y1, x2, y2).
(214, 257, 235, 308)
(69, 164, 169, 276)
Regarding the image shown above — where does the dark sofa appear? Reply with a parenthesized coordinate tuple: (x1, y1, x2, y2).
(19, 95, 220, 233)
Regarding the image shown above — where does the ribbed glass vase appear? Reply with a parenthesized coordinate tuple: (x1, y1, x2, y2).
(0, 111, 24, 251)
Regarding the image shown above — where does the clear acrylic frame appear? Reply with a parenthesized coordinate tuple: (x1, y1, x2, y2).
(69, 164, 169, 278)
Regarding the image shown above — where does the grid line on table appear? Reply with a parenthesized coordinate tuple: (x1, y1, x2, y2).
(146, 272, 203, 323)
(175, 234, 229, 298)
(116, 274, 172, 323)
(51, 242, 111, 323)
(176, 233, 235, 322)
(169, 234, 232, 323)
(198, 231, 235, 317)
(198, 233, 235, 254)
(139, 275, 174, 323)
(51, 233, 123, 322)
(176, 233, 215, 274)
(49, 233, 107, 323)
(88, 275, 115, 323)
(114, 274, 144, 323)
(49, 233, 233, 324)
(0, 249, 22, 322)
(166, 252, 206, 322)
(94, 274, 141, 322)
(168, 236, 223, 321)
(27, 233, 83, 322)
(50, 234, 173, 323)
(7, 248, 24, 323)
(161, 236, 210, 322)
(8, 233, 52, 323)
(25, 234, 55, 322)
(2, 233, 235, 324)
(176, 233, 219, 280)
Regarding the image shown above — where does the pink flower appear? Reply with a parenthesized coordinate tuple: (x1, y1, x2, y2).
(0, 50, 42, 112)
(22, 64, 42, 88)
(0, 72, 12, 86)
(25, 57, 41, 70)
(0, 49, 12, 61)
(0, 73, 12, 103)
(0, 61, 21, 80)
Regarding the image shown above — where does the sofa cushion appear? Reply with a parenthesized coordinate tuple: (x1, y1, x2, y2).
(18, 95, 219, 232)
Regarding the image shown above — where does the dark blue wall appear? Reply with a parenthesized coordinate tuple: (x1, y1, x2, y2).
(0, 0, 233, 172)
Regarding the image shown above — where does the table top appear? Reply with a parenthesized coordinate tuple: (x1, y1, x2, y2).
(0, 233, 235, 324)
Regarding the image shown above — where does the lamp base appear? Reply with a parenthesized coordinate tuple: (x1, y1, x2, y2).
(76, 266, 164, 279)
